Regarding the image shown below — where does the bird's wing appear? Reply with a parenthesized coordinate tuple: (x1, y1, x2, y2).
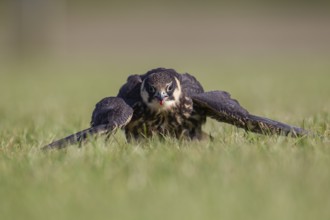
(180, 73, 204, 96)
(117, 74, 143, 106)
(91, 97, 133, 127)
(43, 97, 133, 150)
(192, 91, 249, 126)
(42, 125, 112, 150)
(192, 91, 307, 136)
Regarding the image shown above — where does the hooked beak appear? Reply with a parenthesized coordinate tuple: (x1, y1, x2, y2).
(154, 91, 168, 105)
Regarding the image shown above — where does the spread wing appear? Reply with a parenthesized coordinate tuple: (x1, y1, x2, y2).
(117, 74, 143, 106)
(43, 97, 133, 150)
(91, 97, 133, 127)
(192, 91, 307, 137)
(180, 73, 204, 96)
(42, 125, 113, 150)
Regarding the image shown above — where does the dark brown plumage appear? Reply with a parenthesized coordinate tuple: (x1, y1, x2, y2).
(43, 67, 307, 150)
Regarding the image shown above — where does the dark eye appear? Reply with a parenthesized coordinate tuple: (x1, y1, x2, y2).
(148, 85, 155, 93)
(167, 84, 174, 92)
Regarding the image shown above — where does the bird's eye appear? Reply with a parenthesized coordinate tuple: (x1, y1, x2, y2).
(167, 84, 174, 92)
(148, 85, 155, 93)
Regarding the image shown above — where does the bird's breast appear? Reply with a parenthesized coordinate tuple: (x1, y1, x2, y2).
(125, 97, 195, 139)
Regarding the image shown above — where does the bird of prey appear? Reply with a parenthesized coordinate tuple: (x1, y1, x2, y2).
(43, 68, 307, 149)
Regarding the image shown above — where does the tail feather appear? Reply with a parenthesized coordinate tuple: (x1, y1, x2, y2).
(42, 124, 110, 150)
(247, 114, 308, 137)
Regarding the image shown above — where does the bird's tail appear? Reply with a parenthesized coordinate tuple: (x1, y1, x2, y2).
(42, 124, 110, 150)
(246, 114, 308, 137)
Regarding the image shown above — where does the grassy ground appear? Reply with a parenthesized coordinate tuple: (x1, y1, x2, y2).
(0, 59, 329, 220)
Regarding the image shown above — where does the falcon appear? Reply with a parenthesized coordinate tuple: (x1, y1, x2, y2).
(43, 68, 307, 149)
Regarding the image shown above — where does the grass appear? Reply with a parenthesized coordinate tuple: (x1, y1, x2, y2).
(0, 58, 329, 220)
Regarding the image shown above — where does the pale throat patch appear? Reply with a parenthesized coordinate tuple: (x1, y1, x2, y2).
(140, 77, 182, 112)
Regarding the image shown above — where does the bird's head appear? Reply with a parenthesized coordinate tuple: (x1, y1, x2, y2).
(141, 69, 182, 111)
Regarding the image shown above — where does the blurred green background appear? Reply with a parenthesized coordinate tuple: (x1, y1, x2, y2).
(1, 0, 330, 66)
(1, 0, 329, 134)
(0, 1, 330, 220)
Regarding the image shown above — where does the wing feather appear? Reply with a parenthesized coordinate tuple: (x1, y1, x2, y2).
(117, 74, 143, 106)
(192, 91, 307, 136)
(180, 73, 204, 96)
(91, 97, 133, 127)
(43, 97, 133, 150)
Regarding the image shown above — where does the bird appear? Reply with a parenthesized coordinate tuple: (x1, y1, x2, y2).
(43, 67, 307, 150)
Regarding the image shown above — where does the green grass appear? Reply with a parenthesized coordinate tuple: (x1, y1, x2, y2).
(0, 59, 329, 220)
